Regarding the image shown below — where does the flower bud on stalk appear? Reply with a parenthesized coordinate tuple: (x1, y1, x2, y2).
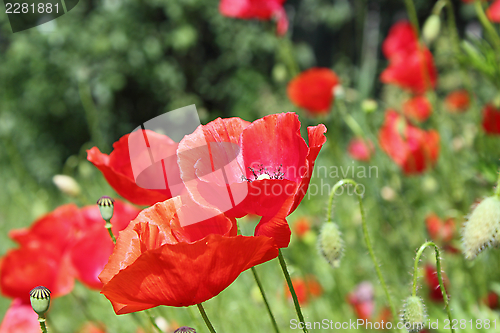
(462, 196, 500, 259)
(97, 196, 116, 243)
(423, 15, 441, 44)
(402, 296, 426, 333)
(317, 222, 344, 268)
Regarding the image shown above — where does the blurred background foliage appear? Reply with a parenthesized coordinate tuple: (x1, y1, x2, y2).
(1, 0, 500, 331)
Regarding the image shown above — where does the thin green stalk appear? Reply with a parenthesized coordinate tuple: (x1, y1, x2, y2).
(412, 242, 454, 333)
(105, 220, 117, 243)
(278, 250, 308, 333)
(335, 98, 366, 139)
(278, 38, 300, 78)
(146, 310, 164, 333)
(197, 303, 217, 333)
(474, 0, 500, 52)
(495, 168, 500, 197)
(328, 180, 398, 323)
(38, 316, 48, 333)
(403, 0, 420, 36)
(251, 267, 281, 333)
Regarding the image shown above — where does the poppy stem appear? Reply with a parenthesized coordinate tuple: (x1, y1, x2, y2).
(412, 242, 454, 333)
(146, 309, 164, 333)
(278, 250, 309, 333)
(495, 168, 500, 198)
(328, 179, 399, 329)
(196, 303, 217, 333)
(402, 0, 420, 36)
(105, 220, 117, 244)
(38, 315, 48, 333)
(474, 0, 500, 53)
(335, 98, 366, 139)
(251, 266, 281, 333)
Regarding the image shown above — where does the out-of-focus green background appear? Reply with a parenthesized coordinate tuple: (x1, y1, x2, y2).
(1, 0, 500, 331)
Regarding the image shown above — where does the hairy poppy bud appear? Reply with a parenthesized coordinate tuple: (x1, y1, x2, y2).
(97, 196, 115, 221)
(423, 15, 441, 44)
(30, 286, 51, 316)
(317, 222, 343, 268)
(52, 174, 81, 197)
(462, 196, 500, 260)
(402, 296, 426, 333)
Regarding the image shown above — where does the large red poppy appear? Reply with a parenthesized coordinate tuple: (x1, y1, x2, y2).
(287, 68, 340, 114)
(177, 113, 327, 248)
(219, 0, 288, 35)
(487, 0, 500, 22)
(482, 103, 500, 134)
(0, 299, 40, 333)
(380, 21, 437, 94)
(379, 110, 440, 174)
(87, 130, 180, 206)
(99, 196, 278, 314)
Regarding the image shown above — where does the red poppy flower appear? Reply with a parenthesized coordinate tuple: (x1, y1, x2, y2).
(482, 103, 500, 134)
(69, 201, 140, 290)
(403, 95, 432, 122)
(177, 113, 327, 248)
(292, 217, 311, 238)
(381, 21, 437, 94)
(483, 292, 499, 309)
(347, 282, 375, 321)
(219, 0, 288, 35)
(487, 0, 500, 22)
(284, 275, 322, 305)
(87, 130, 180, 206)
(347, 138, 375, 162)
(0, 299, 40, 333)
(99, 196, 278, 314)
(287, 68, 339, 114)
(382, 21, 418, 59)
(424, 264, 448, 302)
(444, 90, 470, 113)
(379, 110, 440, 174)
(425, 214, 455, 243)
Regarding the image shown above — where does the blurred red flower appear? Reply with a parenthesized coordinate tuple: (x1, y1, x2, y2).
(444, 90, 470, 113)
(482, 103, 500, 134)
(87, 130, 179, 206)
(0, 299, 39, 333)
(347, 138, 375, 162)
(177, 113, 326, 248)
(487, 0, 500, 22)
(425, 214, 455, 243)
(99, 196, 278, 314)
(403, 95, 432, 122)
(483, 292, 499, 309)
(347, 282, 374, 321)
(380, 21, 437, 94)
(284, 275, 322, 305)
(287, 68, 339, 114)
(219, 0, 289, 35)
(379, 110, 440, 174)
(292, 217, 311, 238)
(424, 264, 448, 302)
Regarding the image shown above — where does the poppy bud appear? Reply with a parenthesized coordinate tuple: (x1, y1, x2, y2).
(462, 196, 500, 260)
(402, 296, 426, 333)
(317, 222, 343, 268)
(30, 286, 51, 316)
(97, 196, 115, 221)
(52, 174, 81, 197)
(423, 15, 441, 44)
(361, 99, 378, 113)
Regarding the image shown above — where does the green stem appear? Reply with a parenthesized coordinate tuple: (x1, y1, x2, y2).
(495, 168, 500, 198)
(278, 38, 300, 78)
(278, 250, 308, 333)
(412, 242, 454, 333)
(38, 316, 48, 333)
(474, 0, 500, 53)
(336, 98, 366, 139)
(251, 267, 281, 333)
(196, 303, 217, 333)
(146, 310, 164, 333)
(105, 221, 117, 244)
(327, 179, 398, 324)
(403, 0, 421, 36)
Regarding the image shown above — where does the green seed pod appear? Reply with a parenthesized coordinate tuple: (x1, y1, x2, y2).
(423, 15, 441, 44)
(361, 99, 378, 113)
(402, 296, 426, 333)
(30, 286, 51, 316)
(317, 222, 343, 268)
(462, 196, 500, 260)
(97, 196, 115, 221)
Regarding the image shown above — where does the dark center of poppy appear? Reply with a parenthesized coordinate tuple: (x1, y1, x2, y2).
(241, 164, 285, 182)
